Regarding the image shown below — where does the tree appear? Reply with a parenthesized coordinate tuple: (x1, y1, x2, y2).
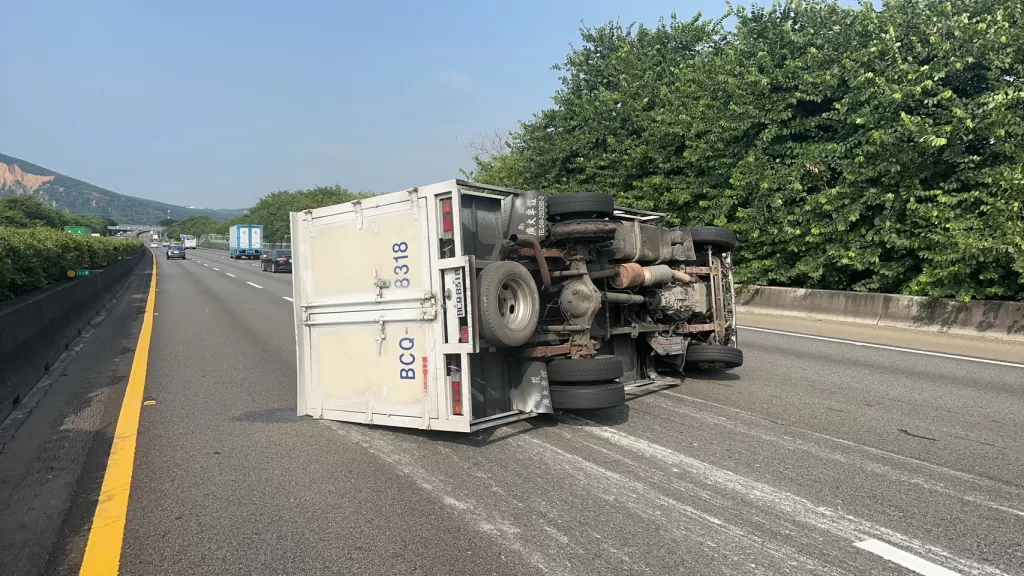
(164, 215, 220, 239)
(224, 185, 370, 242)
(467, 0, 1024, 301)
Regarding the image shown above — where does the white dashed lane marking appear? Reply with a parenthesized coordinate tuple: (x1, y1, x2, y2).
(855, 539, 961, 576)
(225, 273, 236, 277)
(282, 297, 293, 302)
(246, 282, 263, 289)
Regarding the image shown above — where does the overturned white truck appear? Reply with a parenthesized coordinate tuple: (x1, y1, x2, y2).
(289, 180, 742, 432)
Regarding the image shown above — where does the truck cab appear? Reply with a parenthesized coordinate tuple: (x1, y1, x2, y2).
(289, 180, 742, 432)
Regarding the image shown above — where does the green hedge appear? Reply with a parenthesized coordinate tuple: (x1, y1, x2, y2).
(466, 0, 1024, 301)
(0, 227, 145, 301)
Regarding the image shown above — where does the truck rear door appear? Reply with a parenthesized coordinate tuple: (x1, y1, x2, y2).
(291, 189, 454, 430)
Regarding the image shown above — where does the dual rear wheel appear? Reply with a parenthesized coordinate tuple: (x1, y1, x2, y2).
(547, 355, 626, 411)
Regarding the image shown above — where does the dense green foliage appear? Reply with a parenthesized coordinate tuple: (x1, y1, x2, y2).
(0, 195, 144, 300)
(163, 215, 221, 240)
(466, 0, 1024, 301)
(0, 228, 143, 300)
(164, 186, 370, 243)
(223, 186, 370, 242)
(0, 196, 117, 234)
(0, 152, 241, 224)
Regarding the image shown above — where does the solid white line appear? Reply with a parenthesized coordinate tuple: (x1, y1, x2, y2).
(246, 282, 263, 289)
(225, 273, 236, 277)
(282, 296, 293, 302)
(739, 325, 1024, 369)
(856, 539, 961, 576)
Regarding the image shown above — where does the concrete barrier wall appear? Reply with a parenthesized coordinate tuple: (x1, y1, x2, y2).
(0, 251, 146, 423)
(736, 285, 1024, 342)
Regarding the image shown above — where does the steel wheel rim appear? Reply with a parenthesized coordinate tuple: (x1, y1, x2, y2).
(496, 276, 534, 331)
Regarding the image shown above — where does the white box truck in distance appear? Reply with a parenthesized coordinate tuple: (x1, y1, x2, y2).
(183, 236, 197, 249)
(229, 224, 263, 259)
(289, 179, 743, 433)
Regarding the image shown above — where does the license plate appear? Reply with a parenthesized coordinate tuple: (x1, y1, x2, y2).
(452, 268, 466, 318)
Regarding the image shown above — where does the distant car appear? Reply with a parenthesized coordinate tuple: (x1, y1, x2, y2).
(260, 249, 292, 273)
(166, 245, 186, 260)
(162, 241, 169, 247)
(150, 241, 159, 248)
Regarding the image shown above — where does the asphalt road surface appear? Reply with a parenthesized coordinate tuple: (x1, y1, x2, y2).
(2, 247, 1023, 576)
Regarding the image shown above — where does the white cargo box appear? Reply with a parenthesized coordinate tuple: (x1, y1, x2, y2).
(290, 181, 530, 433)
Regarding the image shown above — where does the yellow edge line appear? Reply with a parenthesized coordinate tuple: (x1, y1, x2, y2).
(79, 250, 157, 575)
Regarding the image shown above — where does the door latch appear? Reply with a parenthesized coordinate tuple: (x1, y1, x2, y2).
(372, 268, 391, 300)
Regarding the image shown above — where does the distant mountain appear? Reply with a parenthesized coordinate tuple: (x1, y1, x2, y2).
(0, 153, 241, 224)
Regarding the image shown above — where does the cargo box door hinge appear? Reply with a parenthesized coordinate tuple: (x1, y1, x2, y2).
(420, 293, 438, 321)
(352, 200, 364, 232)
(375, 318, 386, 356)
(407, 187, 420, 222)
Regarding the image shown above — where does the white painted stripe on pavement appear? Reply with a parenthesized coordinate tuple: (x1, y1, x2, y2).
(225, 273, 236, 277)
(246, 282, 263, 289)
(739, 326, 1024, 369)
(213, 268, 219, 271)
(203, 264, 209, 267)
(856, 539, 960, 576)
(282, 296, 293, 302)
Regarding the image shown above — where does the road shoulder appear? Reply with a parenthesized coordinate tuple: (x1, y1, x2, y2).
(0, 254, 153, 576)
(740, 310, 1024, 365)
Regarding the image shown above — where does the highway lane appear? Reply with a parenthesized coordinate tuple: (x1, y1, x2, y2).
(11, 246, 1011, 575)
(121, 250, 527, 576)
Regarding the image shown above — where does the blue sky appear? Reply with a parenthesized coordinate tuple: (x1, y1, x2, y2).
(1, 0, 731, 209)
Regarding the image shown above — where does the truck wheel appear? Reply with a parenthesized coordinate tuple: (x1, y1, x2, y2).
(550, 383, 626, 410)
(478, 261, 540, 348)
(546, 193, 615, 222)
(547, 355, 624, 383)
(547, 220, 618, 244)
(689, 226, 738, 252)
(684, 343, 744, 370)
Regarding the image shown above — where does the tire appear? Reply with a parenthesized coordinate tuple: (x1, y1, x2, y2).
(684, 343, 744, 369)
(547, 220, 618, 244)
(689, 226, 737, 252)
(546, 193, 615, 222)
(547, 355, 624, 383)
(477, 261, 541, 348)
(550, 382, 626, 410)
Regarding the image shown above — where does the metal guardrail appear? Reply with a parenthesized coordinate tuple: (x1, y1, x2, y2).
(198, 234, 291, 252)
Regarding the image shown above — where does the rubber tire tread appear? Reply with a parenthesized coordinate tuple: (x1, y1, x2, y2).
(547, 193, 615, 222)
(550, 383, 626, 410)
(547, 220, 619, 244)
(547, 355, 624, 383)
(689, 226, 738, 252)
(477, 261, 541, 348)
(684, 344, 744, 369)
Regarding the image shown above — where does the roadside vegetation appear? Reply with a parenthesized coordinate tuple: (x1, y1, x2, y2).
(0, 197, 144, 301)
(462, 0, 1024, 301)
(162, 185, 369, 243)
